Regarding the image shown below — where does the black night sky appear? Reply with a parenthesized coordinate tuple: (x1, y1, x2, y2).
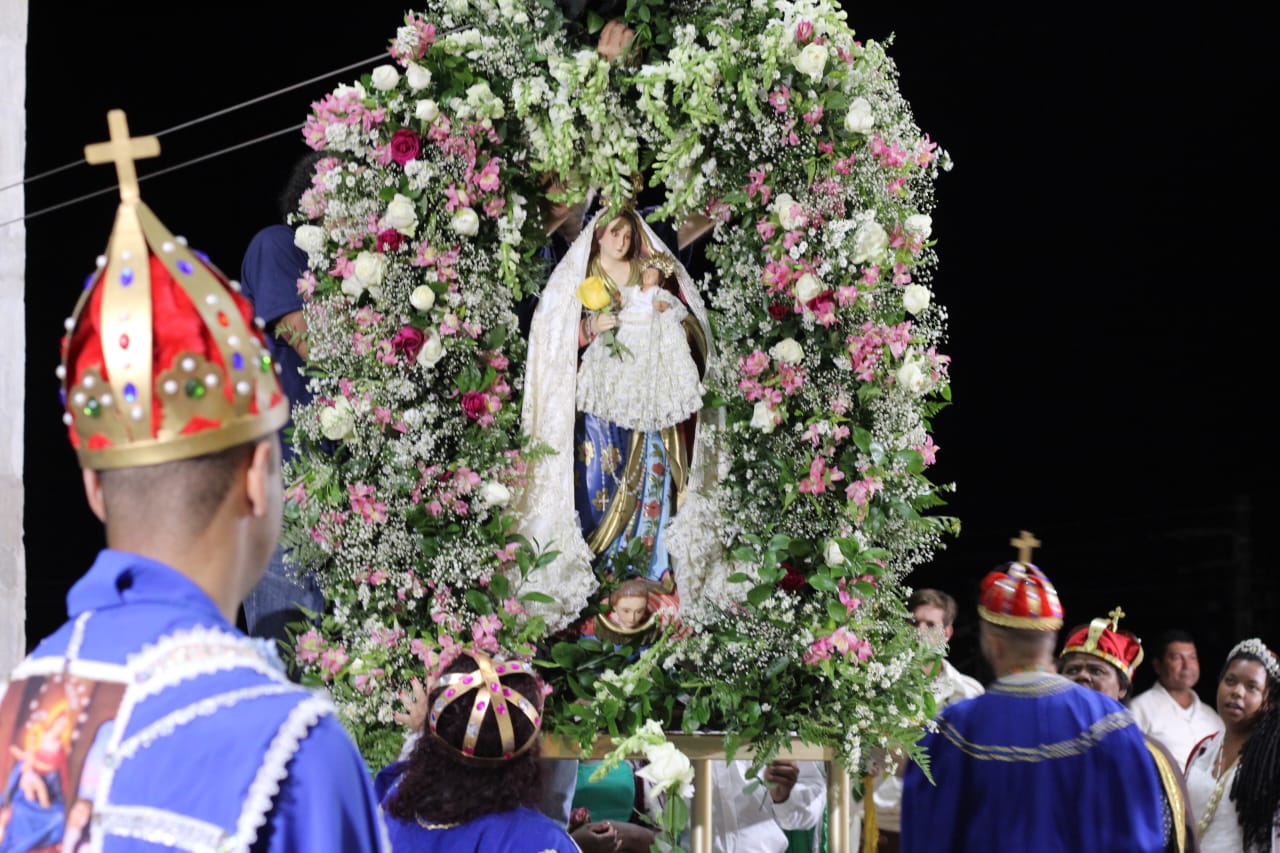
(21, 6, 1274, 700)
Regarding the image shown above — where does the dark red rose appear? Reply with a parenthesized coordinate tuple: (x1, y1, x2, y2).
(651, 461, 666, 476)
(461, 391, 488, 420)
(391, 326, 425, 360)
(807, 289, 836, 312)
(777, 562, 808, 592)
(376, 229, 404, 252)
(389, 128, 421, 166)
(767, 302, 791, 321)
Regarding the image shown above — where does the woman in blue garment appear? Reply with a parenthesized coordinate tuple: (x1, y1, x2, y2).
(377, 650, 578, 853)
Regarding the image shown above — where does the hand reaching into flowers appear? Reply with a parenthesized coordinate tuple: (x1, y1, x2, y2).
(763, 760, 800, 803)
(596, 19, 635, 62)
(393, 677, 429, 731)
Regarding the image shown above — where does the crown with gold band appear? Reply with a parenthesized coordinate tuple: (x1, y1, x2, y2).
(977, 561, 1064, 631)
(1060, 606, 1144, 679)
(60, 111, 287, 469)
(427, 651, 543, 763)
(1228, 638, 1280, 682)
(644, 251, 678, 277)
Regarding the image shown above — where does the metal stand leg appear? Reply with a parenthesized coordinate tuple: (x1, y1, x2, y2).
(691, 757, 713, 853)
(827, 758, 852, 853)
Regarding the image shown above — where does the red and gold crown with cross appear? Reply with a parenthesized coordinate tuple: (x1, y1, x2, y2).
(977, 562, 1064, 631)
(59, 111, 287, 470)
(1061, 606, 1144, 679)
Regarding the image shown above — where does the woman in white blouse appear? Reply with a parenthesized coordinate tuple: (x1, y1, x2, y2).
(1185, 637, 1280, 851)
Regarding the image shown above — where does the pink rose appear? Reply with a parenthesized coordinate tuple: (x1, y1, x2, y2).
(461, 391, 488, 420)
(391, 326, 425, 360)
(389, 128, 421, 166)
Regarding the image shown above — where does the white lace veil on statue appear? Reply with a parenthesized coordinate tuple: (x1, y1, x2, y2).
(513, 208, 734, 631)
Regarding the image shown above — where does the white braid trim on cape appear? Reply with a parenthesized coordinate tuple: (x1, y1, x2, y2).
(514, 209, 733, 630)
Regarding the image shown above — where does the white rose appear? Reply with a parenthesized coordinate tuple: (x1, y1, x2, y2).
(902, 284, 931, 315)
(637, 742, 694, 801)
(794, 43, 828, 81)
(319, 398, 355, 441)
(451, 207, 480, 236)
(384, 193, 418, 233)
(851, 219, 889, 264)
(410, 285, 436, 312)
(750, 401, 780, 433)
(293, 224, 326, 254)
(479, 481, 512, 507)
(844, 97, 875, 134)
(370, 64, 401, 92)
(794, 272, 822, 304)
(771, 193, 805, 231)
(414, 99, 440, 122)
(406, 62, 432, 91)
(352, 251, 388, 287)
(824, 540, 845, 567)
(904, 214, 933, 239)
(415, 332, 445, 367)
(340, 275, 365, 300)
(770, 337, 804, 365)
(896, 357, 930, 395)
(465, 81, 505, 119)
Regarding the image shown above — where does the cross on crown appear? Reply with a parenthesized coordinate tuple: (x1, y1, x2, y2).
(1009, 529, 1041, 564)
(83, 109, 159, 203)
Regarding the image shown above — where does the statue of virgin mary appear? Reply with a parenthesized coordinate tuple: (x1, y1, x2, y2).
(514, 206, 729, 631)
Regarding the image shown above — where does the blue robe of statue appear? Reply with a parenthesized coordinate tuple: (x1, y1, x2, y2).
(902, 672, 1166, 853)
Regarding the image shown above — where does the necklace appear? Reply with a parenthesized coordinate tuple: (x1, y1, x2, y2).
(415, 816, 460, 830)
(1195, 742, 1239, 838)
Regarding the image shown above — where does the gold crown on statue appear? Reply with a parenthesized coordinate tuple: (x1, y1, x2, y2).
(58, 110, 288, 470)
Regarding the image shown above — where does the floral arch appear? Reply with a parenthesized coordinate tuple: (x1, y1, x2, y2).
(282, 0, 956, 781)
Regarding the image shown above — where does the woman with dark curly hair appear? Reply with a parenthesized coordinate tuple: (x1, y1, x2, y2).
(1185, 638, 1280, 851)
(376, 650, 579, 852)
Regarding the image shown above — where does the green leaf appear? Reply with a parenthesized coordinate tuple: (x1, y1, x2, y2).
(747, 584, 775, 607)
(809, 574, 837, 592)
(464, 589, 493, 615)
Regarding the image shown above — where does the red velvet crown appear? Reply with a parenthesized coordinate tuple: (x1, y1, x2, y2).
(1061, 607, 1144, 679)
(977, 561, 1064, 631)
(60, 111, 287, 469)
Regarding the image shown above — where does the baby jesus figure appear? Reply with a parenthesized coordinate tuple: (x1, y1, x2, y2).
(576, 252, 705, 433)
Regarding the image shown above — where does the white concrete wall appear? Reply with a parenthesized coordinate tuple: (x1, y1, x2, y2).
(1, 0, 28, 670)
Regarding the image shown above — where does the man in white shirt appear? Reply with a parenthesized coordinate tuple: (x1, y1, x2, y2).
(861, 589, 985, 851)
(1128, 629, 1224, 770)
(711, 759, 826, 852)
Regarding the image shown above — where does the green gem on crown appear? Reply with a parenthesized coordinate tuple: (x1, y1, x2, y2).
(83, 398, 101, 417)
(184, 378, 206, 399)
(259, 353, 272, 373)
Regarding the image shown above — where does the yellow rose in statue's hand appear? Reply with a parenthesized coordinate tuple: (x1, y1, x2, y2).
(576, 276, 612, 311)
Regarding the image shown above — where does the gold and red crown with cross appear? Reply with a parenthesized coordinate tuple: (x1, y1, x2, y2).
(59, 111, 287, 470)
(1061, 606, 1145, 679)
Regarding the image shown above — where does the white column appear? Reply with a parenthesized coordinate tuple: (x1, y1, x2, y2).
(0, 0, 29, 671)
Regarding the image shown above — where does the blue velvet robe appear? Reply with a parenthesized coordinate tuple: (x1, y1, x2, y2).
(902, 672, 1165, 853)
(0, 550, 388, 852)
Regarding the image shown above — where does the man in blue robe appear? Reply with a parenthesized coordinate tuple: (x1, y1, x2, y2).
(0, 112, 388, 853)
(901, 559, 1165, 853)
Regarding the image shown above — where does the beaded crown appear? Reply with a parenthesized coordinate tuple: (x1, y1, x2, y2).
(1228, 638, 1280, 682)
(977, 561, 1064, 631)
(59, 111, 287, 470)
(1060, 607, 1144, 679)
(426, 651, 543, 763)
